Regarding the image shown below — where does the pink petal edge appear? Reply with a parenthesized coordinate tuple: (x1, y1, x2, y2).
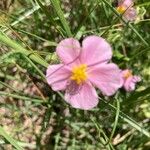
(56, 38, 81, 65)
(81, 35, 112, 66)
(46, 64, 71, 91)
(119, 0, 134, 8)
(65, 82, 98, 110)
(88, 63, 123, 96)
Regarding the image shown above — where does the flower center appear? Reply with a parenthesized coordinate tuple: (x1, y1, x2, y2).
(123, 70, 132, 79)
(70, 64, 87, 84)
(117, 5, 126, 14)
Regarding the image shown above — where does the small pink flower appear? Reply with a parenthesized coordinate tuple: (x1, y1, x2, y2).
(46, 36, 122, 110)
(117, 0, 137, 21)
(122, 69, 141, 91)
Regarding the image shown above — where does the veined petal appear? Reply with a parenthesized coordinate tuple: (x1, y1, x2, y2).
(65, 82, 98, 110)
(81, 36, 112, 65)
(88, 63, 123, 96)
(46, 64, 71, 91)
(56, 38, 81, 65)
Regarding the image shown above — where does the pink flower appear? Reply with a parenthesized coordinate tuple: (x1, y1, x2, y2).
(46, 36, 122, 110)
(117, 0, 137, 21)
(122, 69, 141, 91)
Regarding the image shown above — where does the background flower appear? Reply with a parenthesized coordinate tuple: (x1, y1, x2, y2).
(122, 69, 141, 91)
(117, 0, 137, 21)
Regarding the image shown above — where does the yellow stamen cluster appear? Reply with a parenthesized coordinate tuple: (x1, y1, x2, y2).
(117, 6, 126, 14)
(71, 64, 87, 84)
(123, 70, 132, 79)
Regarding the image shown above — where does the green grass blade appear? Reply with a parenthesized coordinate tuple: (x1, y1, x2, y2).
(125, 87, 150, 104)
(92, 118, 115, 150)
(101, 99, 150, 138)
(0, 32, 48, 68)
(137, 2, 150, 7)
(36, 0, 54, 24)
(101, 0, 149, 47)
(0, 126, 24, 150)
(58, 92, 150, 137)
(50, 0, 72, 37)
(13, 27, 57, 46)
(0, 91, 47, 104)
(74, 2, 99, 37)
(23, 55, 46, 80)
(35, 0, 65, 37)
(0, 81, 20, 93)
(108, 98, 120, 143)
(2, 4, 41, 32)
(0, 139, 36, 149)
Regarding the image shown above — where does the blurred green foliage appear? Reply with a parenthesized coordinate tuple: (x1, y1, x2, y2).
(0, 0, 150, 149)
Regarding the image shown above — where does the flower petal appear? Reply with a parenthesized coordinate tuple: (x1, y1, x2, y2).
(133, 76, 141, 82)
(56, 38, 81, 64)
(125, 8, 136, 21)
(123, 76, 135, 91)
(81, 36, 112, 65)
(46, 64, 71, 91)
(119, 0, 133, 8)
(124, 76, 141, 91)
(65, 82, 98, 110)
(88, 63, 123, 96)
